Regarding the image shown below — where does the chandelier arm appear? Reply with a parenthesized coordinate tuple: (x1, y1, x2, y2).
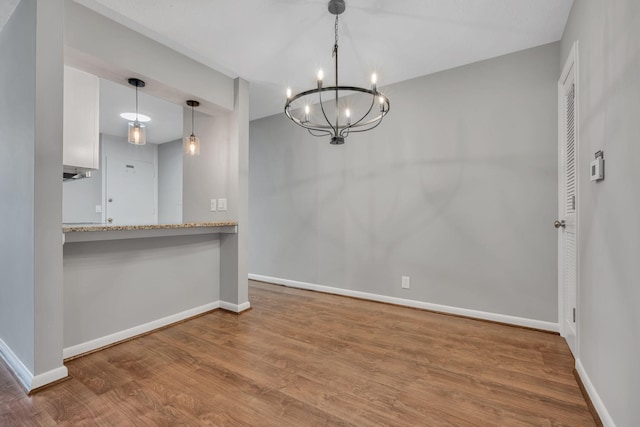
(284, 87, 389, 131)
(343, 113, 388, 134)
(346, 93, 376, 130)
(341, 110, 389, 135)
(286, 109, 337, 134)
(317, 87, 337, 136)
(308, 129, 333, 137)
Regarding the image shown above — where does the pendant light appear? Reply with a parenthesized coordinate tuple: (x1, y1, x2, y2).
(184, 100, 201, 156)
(127, 78, 147, 145)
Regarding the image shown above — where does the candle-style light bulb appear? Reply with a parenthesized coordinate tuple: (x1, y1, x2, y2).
(371, 73, 378, 91)
(189, 142, 196, 155)
(286, 87, 292, 98)
(379, 95, 385, 112)
(304, 105, 310, 122)
(317, 69, 324, 88)
(345, 108, 351, 125)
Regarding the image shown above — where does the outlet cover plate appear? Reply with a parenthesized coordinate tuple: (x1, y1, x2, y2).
(402, 276, 410, 289)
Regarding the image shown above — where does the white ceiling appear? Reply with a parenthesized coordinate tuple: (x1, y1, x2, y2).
(3, 1, 574, 121)
(99, 78, 183, 144)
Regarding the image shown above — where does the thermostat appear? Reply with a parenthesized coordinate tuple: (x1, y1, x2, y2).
(590, 150, 604, 182)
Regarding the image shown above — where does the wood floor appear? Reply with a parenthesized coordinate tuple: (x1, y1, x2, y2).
(1, 281, 595, 426)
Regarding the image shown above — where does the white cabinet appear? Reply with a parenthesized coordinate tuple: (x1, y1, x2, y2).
(63, 66, 99, 173)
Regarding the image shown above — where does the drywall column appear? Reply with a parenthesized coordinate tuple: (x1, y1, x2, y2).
(220, 78, 250, 311)
(0, 0, 67, 391)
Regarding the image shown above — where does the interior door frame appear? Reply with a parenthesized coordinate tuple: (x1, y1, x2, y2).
(558, 41, 580, 357)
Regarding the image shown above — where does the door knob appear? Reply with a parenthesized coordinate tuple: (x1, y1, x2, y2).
(554, 220, 566, 229)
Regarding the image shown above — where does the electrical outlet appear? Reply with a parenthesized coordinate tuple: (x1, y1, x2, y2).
(218, 198, 227, 211)
(401, 276, 410, 289)
(210, 199, 217, 211)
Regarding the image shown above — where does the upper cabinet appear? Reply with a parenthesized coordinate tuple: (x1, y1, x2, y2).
(63, 66, 99, 173)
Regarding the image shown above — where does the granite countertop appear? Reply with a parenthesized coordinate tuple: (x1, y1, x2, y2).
(63, 221, 238, 233)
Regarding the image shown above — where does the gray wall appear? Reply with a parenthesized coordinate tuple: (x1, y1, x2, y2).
(561, 1, 640, 425)
(0, 0, 65, 380)
(0, 0, 37, 372)
(183, 79, 250, 307)
(249, 42, 560, 322)
(182, 110, 236, 222)
(158, 139, 183, 224)
(63, 235, 220, 348)
(33, 0, 65, 377)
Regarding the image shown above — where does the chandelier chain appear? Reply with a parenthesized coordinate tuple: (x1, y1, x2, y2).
(333, 15, 339, 55)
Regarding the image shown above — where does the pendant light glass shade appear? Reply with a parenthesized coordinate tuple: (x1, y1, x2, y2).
(184, 134, 200, 156)
(128, 121, 146, 145)
(127, 78, 147, 145)
(183, 100, 201, 156)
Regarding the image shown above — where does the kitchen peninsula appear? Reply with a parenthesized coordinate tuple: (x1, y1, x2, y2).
(62, 221, 244, 360)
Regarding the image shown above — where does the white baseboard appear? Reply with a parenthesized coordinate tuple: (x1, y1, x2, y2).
(31, 366, 69, 390)
(63, 301, 221, 359)
(0, 337, 68, 392)
(249, 274, 559, 332)
(576, 358, 615, 427)
(220, 300, 251, 313)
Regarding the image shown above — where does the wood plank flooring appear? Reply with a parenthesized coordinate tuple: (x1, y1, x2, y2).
(1, 280, 595, 426)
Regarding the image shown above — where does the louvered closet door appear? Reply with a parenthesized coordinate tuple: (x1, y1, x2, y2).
(559, 59, 577, 356)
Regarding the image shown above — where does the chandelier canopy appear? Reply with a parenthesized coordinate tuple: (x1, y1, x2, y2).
(284, 0, 390, 145)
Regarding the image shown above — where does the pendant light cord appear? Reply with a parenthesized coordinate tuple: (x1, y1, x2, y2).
(135, 85, 139, 122)
(191, 103, 195, 137)
(333, 15, 339, 132)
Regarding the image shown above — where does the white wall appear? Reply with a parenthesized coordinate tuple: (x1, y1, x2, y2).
(102, 134, 158, 225)
(63, 136, 103, 224)
(158, 139, 183, 224)
(561, 1, 640, 425)
(0, 0, 66, 389)
(249, 42, 560, 323)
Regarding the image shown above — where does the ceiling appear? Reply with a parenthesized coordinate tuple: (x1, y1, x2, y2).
(99, 78, 183, 144)
(2, 0, 574, 121)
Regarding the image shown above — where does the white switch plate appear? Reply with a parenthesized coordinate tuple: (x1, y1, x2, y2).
(401, 276, 410, 289)
(210, 199, 217, 211)
(218, 198, 227, 211)
(95, 205, 102, 213)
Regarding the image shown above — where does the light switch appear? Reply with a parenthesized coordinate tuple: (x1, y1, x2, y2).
(218, 198, 227, 211)
(210, 199, 217, 212)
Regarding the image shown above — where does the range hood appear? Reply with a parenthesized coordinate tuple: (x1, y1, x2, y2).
(63, 166, 93, 181)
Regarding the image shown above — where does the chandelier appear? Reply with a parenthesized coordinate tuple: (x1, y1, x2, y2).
(284, 0, 390, 145)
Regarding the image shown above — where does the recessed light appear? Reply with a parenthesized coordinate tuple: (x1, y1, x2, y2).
(120, 112, 151, 122)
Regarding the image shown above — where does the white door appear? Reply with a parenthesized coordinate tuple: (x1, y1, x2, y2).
(105, 147, 157, 225)
(558, 43, 578, 356)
